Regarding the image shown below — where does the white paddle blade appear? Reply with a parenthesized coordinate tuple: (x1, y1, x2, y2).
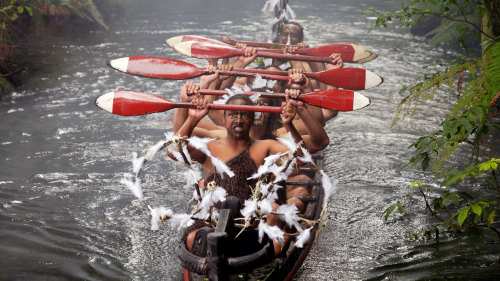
(165, 36, 183, 47)
(95, 92, 115, 113)
(364, 70, 383, 89)
(108, 57, 129, 72)
(172, 41, 193, 57)
(352, 92, 371, 110)
(351, 44, 378, 63)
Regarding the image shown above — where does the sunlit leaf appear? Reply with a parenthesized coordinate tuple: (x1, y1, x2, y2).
(24, 6, 32, 16)
(487, 209, 496, 228)
(457, 207, 470, 226)
(410, 180, 423, 189)
(470, 203, 482, 216)
(384, 203, 397, 220)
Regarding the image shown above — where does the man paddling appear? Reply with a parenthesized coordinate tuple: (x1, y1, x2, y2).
(172, 93, 305, 255)
(273, 21, 344, 123)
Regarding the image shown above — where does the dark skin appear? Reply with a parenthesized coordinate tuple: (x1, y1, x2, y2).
(171, 97, 303, 254)
(280, 23, 343, 123)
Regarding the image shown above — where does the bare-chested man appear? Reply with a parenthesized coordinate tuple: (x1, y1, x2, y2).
(172, 93, 304, 254)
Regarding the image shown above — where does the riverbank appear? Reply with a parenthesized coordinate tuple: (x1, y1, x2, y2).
(0, 0, 110, 97)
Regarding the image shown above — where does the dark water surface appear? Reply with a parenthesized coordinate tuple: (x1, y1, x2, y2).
(1, 0, 499, 280)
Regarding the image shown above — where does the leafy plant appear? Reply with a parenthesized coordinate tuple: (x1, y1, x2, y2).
(1, 0, 110, 94)
(369, 0, 500, 239)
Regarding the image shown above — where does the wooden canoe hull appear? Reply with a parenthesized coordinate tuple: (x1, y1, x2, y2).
(180, 153, 325, 281)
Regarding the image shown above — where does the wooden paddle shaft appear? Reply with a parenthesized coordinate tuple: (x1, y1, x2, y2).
(198, 89, 286, 99)
(223, 37, 288, 48)
(203, 70, 306, 84)
(256, 51, 331, 63)
(175, 102, 284, 113)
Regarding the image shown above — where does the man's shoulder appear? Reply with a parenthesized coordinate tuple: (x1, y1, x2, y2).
(250, 139, 286, 154)
(251, 139, 280, 147)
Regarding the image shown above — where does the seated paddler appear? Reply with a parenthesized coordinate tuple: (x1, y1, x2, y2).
(169, 91, 309, 255)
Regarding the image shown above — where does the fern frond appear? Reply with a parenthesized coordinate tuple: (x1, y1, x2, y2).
(484, 40, 500, 95)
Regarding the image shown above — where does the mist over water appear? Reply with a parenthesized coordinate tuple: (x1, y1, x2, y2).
(1, 0, 499, 280)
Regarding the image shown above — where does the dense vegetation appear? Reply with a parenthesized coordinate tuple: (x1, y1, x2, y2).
(0, 0, 109, 94)
(369, 0, 500, 239)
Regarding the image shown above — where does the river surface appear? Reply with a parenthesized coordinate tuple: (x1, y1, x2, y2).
(1, 0, 499, 280)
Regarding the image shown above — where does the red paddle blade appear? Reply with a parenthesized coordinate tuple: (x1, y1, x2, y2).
(173, 41, 241, 59)
(166, 35, 228, 48)
(107, 56, 203, 79)
(311, 68, 383, 90)
(300, 90, 371, 111)
(95, 90, 175, 116)
(300, 43, 377, 63)
(259, 43, 377, 63)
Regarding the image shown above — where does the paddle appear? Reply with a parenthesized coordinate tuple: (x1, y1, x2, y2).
(95, 90, 284, 116)
(166, 35, 377, 63)
(173, 41, 334, 63)
(171, 40, 377, 65)
(195, 88, 371, 111)
(107, 56, 383, 90)
(95, 89, 371, 116)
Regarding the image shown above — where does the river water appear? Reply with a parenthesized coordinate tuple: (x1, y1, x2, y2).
(1, 0, 499, 280)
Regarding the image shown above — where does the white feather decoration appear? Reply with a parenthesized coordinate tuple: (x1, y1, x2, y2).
(248, 153, 282, 180)
(284, 6, 296, 20)
(260, 182, 273, 197)
(168, 213, 194, 230)
(295, 227, 312, 248)
(166, 142, 184, 162)
(276, 204, 301, 230)
(132, 152, 145, 175)
(199, 186, 227, 212)
(188, 136, 234, 178)
(298, 147, 314, 164)
(144, 140, 166, 161)
(258, 220, 284, 244)
(150, 207, 160, 231)
(232, 85, 244, 94)
(120, 177, 143, 199)
(320, 169, 338, 203)
(278, 132, 297, 153)
(261, 0, 280, 16)
(249, 92, 261, 103)
(266, 79, 277, 89)
(258, 197, 274, 214)
(284, 158, 297, 177)
(181, 143, 193, 164)
(213, 90, 231, 105)
(278, 61, 292, 71)
(243, 84, 252, 92)
(252, 74, 268, 90)
(210, 157, 235, 179)
(241, 199, 258, 220)
(186, 168, 202, 186)
(187, 136, 214, 154)
(149, 206, 173, 231)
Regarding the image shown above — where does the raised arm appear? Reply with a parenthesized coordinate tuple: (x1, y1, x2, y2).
(287, 69, 324, 126)
(279, 89, 329, 153)
(173, 82, 200, 133)
(170, 95, 209, 163)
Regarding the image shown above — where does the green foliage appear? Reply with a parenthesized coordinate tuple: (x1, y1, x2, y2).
(384, 181, 498, 239)
(1, 0, 110, 94)
(382, 200, 403, 220)
(367, 0, 485, 48)
(369, 0, 500, 239)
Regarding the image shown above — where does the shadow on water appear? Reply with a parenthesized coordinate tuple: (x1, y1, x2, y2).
(0, 0, 499, 280)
